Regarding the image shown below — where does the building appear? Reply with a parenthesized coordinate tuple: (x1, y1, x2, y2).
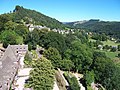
(26, 24, 50, 32)
(0, 45, 28, 90)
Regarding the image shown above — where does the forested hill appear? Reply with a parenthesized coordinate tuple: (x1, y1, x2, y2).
(65, 19, 120, 38)
(1, 5, 66, 29)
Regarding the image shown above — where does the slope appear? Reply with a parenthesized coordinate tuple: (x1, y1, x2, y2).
(65, 19, 120, 39)
(3, 5, 66, 29)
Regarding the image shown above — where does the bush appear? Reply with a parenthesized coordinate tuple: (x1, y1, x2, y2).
(110, 47, 117, 52)
(63, 72, 80, 90)
(118, 53, 120, 58)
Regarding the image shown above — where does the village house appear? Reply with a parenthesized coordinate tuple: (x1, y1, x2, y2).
(0, 45, 28, 90)
(26, 24, 50, 32)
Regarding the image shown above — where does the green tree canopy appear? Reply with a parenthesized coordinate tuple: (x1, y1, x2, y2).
(64, 40, 93, 72)
(43, 47, 62, 68)
(40, 31, 67, 55)
(118, 45, 120, 51)
(92, 51, 120, 90)
(0, 30, 23, 48)
(27, 57, 55, 90)
(84, 70, 95, 86)
(4, 21, 17, 30)
(59, 59, 74, 71)
(15, 24, 29, 37)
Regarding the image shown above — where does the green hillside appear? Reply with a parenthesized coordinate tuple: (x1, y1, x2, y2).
(65, 19, 120, 39)
(0, 5, 66, 29)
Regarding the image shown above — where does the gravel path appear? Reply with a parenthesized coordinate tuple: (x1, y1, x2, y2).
(53, 80, 59, 90)
(73, 73, 85, 90)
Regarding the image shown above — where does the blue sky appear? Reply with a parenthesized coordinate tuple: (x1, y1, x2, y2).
(0, 0, 120, 22)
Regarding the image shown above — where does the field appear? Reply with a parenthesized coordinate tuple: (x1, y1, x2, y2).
(102, 50, 118, 59)
(89, 39, 120, 46)
(102, 40, 120, 46)
(95, 50, 120, 60)
(89, 38, 120, 60)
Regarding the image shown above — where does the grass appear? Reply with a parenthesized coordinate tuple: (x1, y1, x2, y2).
(96, 50, 120, 59)
(102, 40, 120, 46)
(89, 39, 120, 46)
(89, 39, 96, 42)
(87, 86, 93, 90)
(105, 51, 118, 59)
(89, 38, 120, 59)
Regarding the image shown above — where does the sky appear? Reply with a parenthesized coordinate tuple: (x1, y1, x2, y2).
(0, 0, 120, 22)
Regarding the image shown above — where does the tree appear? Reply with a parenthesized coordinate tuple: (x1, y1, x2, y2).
(0, 14, 11, 32)
(0, 30, 23, 48)
(92, 51, 120, 90)
(24, 30, 39, 50)
(64, 40, 93, 72)
(59, 59, 74, 71)
(103, 45, 110, 50)
(43, 47, 62, 68)
(74, 31, 88, 43)
(26, 57, 55, 90)
(70, 77, 80, 90)
(84, 70, 95, 86)
(24, 51, 32, 67)
(110, 47, 117, 52)
(63, 72, 80, 90)
(118, 53, 120, 58)
(108, 66, 120, 90)
(40, 31, 67, 55)
(4, 21, 17, 30)
(118, 45, 120, 51)
(100, 63, 120, 90)
(15, 24, 29, 37)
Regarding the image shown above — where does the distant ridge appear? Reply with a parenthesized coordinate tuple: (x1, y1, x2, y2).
(65, 19, 120, 38)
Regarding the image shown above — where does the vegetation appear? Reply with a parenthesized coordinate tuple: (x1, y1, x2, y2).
(64, 40, 93, 72)
(24, 51, 32, 67)
(92, 51, 120, 90)
(0, 30, 23, 48)
(43, 47, 62, 68)
(0, 5, 120, 90)
(84, 70, 95, 86)
(65, 19, 120, 39)
(26, 57, 55, 90)
(13, 5, 66, 29)
(40, 31, 67, 55)
(63, 72, 80, 90)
